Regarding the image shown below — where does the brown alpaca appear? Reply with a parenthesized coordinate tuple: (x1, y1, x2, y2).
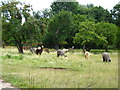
(44, 48, 50, 53)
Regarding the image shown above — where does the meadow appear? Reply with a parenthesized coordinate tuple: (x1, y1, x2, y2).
(1, 46, 118, 88)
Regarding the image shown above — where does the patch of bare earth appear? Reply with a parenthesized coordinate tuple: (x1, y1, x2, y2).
(0, 79, 20, 89)
(40, 67, 68, 70)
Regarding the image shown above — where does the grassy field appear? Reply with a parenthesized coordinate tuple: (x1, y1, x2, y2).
(1, 46, 118, 88)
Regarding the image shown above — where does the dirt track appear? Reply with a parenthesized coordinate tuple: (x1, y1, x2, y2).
(0, 79, 20, 89)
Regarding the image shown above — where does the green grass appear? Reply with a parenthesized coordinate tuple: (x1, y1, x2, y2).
(1, 46, 118, 88)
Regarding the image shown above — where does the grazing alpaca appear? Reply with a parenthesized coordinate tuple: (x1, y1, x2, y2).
(57, 49, 67, 57)
(102, 52, 111, 62)
(35, 46, 44, 55)
(44, 48, 50, 53)
(62, 49, 69, 53)
(84, 51, 90, 59)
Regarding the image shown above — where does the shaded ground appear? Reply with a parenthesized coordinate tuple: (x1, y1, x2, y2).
(38, 67, 68, 70)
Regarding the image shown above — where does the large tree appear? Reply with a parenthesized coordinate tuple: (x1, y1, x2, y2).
(47, 10, 74, 49)
(95, 22, 118, 51)
(73, 21, 107, 52)
(2, 1, 45, 53)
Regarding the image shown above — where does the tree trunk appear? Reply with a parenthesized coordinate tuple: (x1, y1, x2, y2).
(2, 41, 5, 48)
(105, 46, 108, 52)
(2, 43, 5, 48)
(55, 43, 59, 50)
(83, 44, 86, 53)
(17, 43, 24, 53)
(86, 48, 91, 52)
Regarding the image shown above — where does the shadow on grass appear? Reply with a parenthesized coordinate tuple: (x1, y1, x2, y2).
(37, 67, 69, 70)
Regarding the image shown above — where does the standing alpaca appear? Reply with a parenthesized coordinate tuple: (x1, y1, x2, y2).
(35, 46, 44, 55)
(57, 49, 67, 57)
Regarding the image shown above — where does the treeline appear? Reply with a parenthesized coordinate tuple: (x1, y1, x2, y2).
(1, 0, 120, 53)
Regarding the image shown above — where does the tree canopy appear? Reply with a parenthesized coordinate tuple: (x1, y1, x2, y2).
(73, 21, 107, 51)
(46, 10, 74, 49)
(1, 0, 120, 52)
(2, 1, 46, 53)
(110, 4, 120, 27)
(95, 22, 118, 50)
(50, 0, 79, 14)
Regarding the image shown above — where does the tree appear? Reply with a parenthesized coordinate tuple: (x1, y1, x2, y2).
(76, 4, 90, 15)
(50, 1, 79, 15)
(2, 1, 45, 53)
(110, 4, 120, 27)
(90, 6, 110, 22)
(95, 22, 118, 51)
(47, 10, 74, 49)
(116, 27, 120, 49)
(66, 14, 92, 48)
(21, 17, 45, 44)
(87, 4, 94, 8)
(33, 10, 53, 48)
(2, 1, 24, 53)
(73, 21, 107, 52)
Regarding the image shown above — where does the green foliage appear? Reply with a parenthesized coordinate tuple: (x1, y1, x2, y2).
(21, 17, 45, 43)
(95, 22, 118, 48)
(115, 27, 120, 48)
(50, 1, 79, 14)
(87, 4, 94, 8)
(1, 0, 119, 50)
(1, 1, 46, 52)
(76, 4, 90, 15)
(47, 10, 74, 48)
(89, 6, 110, 22)
(110, 4, 120, 27)
(73, 14, 95, 33)
(73, 21, 107, 50)
(2, 1, 31, 48)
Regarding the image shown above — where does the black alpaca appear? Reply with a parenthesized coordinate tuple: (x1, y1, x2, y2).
(36, 46, 44, 55)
